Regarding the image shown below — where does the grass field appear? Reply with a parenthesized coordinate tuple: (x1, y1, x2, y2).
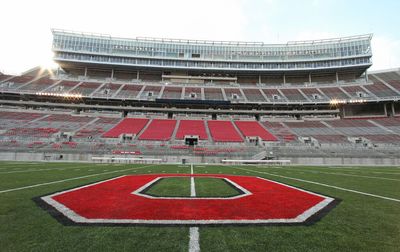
(0, 161, 400, 251)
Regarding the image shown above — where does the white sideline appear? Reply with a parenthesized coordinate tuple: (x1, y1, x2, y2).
(256, 167, 400, 182)
(189, 164, 200, 252)
(0, 164, 155, 194)
(234, 167, 400, 203)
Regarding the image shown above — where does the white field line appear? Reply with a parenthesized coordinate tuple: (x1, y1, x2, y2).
(190, 164, 196, 197)
(256, 165, 400, 175)
(256, 167, 400, 182)
(234, 167, 400, 203)
(0, 164, 64, 171)
(323, 167, 400, 174)
(189, 163, 200, 252)
(190, 165, 196, 197)
(190, 177, 196, 197)
(189, 227, 200, 252)
(0, 164, 155, 194)
(0, 164, 102, 174)
(327, 166, 400, 170)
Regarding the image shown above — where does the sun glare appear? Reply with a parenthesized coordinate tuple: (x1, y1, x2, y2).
(38, 51, 59, 77)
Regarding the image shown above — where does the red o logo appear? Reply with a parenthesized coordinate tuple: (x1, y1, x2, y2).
(36, 174, 338, 225)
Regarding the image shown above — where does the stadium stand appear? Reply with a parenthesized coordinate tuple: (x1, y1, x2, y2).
(1, 31, 400, 165)
(319, 87, 349, 99)
(280, 89, 308, 102)
(103, 118, 149, 138)
(0, 111, 45, 130)
(371, 117, 400, 134)
(341, 85, 370, 98)
(234, 121, 278, 141)
(363, 82, 398, 97)
(92, 83, 123, 98)
(311, 134, 350, 144)
(224, 88, 244, 101)
(261, 121, 297, 142)
(138, 119, 177, 141)
(18, 77, 58, 92)
(242, 89, 267, 102)
(301, 88, 328, 101)
(204, 88, 224, 100)
(48, 80, 81, 93)
(75, 117, 123, 139)
(140, 85, 162, 99)
(162, 86, 183, 99)
(0, 75, 36, 90)
(71, 82, 102, 96)
(175, 120, 208, 140)
(262, 89, 287, 102)
(207, 121, 244, 142)
(184, 87, 202, 100)
(0, 74, 11, 82)
(114, 84, 143, 99)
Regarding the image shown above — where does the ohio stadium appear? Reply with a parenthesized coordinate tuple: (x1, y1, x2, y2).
(1, 30, 399, 165)
(1, 28, 400, 252)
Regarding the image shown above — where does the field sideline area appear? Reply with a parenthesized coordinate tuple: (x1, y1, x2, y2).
(1, 162, 399, 251)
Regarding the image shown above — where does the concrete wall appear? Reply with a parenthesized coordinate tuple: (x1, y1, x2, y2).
(1, 151, 400, 166)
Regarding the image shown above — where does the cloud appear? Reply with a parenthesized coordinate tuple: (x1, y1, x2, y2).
(293, 32, 400, 71)
(1, 0, 398, 74)
(370, 36, 400, 70)
(293, 31, 340, 42)
(0, 0, 248, 74)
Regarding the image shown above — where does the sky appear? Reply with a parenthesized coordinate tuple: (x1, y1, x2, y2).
(0, 0, 399, 74)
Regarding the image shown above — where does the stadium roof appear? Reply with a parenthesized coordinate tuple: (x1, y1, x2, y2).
(52, 29, 372, 47)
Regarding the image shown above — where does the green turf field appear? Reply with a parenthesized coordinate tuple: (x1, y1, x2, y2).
(0, 161, 399, 251)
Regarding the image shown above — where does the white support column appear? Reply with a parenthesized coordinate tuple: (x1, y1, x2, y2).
(365, 70, 369, 83)
(111, 69, 114, 79)
(384, 103, 388, 116)
(309, 73, 312, 85)
(335, 72, 339, 83)
(283, 74, 286, 85)
(84, 67, 88, 77)
(136, 71, 140, 80)
(258, 75, 261, 84)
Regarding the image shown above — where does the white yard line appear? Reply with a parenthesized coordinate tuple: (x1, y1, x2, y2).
(189, 227, 200, 252)
(0, 164, 155, 194)
(234, 167, 400, 203)
(189, 163, 200, 252)
(190, 177, 196, 197)
(190, 164, 197, 198)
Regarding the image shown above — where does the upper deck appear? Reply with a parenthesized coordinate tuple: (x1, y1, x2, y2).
(52, 29, 372, 74)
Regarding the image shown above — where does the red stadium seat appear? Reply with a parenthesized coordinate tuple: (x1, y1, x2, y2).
(175, 120, 208, 140)
(234, 121, 278, 141)
(102, 118, 149, 138)
(138, 119, 177, 141)
(207, 121, 243, 142)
